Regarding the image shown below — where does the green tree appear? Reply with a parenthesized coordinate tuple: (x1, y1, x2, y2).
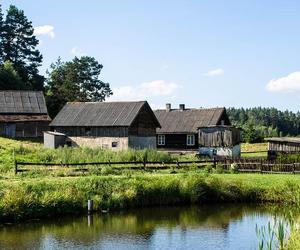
(1, 5, 43, 90)
(0, 60, 23, 89)
(45, 56, 112, 118)
(0, 5, 4, 62)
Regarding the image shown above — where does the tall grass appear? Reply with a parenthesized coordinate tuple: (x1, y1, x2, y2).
(1, 174, 300, 222)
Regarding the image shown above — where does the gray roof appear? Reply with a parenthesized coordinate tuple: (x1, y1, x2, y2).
(0, 91, 48, 114)
(265, 137, 300, 144)
(50, 101, 160, 127)
(154, 107, 226, 133)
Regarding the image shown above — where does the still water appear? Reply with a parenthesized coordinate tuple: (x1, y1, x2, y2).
(0, 204, 288, 250)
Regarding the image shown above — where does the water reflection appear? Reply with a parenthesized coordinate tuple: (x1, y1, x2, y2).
(0, 204, 289, 250)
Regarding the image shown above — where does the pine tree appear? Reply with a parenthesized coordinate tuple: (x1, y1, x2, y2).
(2, 5, 43, 90)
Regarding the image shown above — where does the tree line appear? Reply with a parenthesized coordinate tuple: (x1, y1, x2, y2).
(227, 107, 300, 142)
(0, 4, 112, 118)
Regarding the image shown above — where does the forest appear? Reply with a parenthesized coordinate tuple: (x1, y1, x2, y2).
(227, 107, 300, 142)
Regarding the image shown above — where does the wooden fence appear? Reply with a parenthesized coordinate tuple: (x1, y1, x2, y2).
(14, 159, 216, 174)
(14, 158, 300, 175)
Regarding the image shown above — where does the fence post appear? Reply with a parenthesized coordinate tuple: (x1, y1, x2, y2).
(213, 157, 216, 168)
(13, 149, 18, 175)
(176, 160, 180, 169)
(293, 162, 296, 175)
(143, 158, 146, 170)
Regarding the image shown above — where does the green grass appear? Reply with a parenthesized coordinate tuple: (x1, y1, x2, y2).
(241, 142, 268, 158)
(1, 173, 300, 222)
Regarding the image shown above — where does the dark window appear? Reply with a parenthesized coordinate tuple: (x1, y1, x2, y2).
(112, 141, 118, 148)
(85, 127, 91, 136)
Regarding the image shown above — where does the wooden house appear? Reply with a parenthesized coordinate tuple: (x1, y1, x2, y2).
(0, 91, 51, 138)
(265, 137, 300, 159)
(154, 104, 231, 150)
(48, 101, 161, 150)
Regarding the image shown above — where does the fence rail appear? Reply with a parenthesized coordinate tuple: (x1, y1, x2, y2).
(14, 158, 300, 175)
(14, 159, 216, 174)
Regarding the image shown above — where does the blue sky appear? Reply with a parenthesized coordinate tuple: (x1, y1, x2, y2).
(3, 1, 300, 111)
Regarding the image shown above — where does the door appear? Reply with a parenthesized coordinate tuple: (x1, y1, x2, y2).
(5, 123, 16, 138)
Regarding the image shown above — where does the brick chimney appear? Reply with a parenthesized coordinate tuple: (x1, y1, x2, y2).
(179, 104, 185, 111)
(166, 103, 171, 112)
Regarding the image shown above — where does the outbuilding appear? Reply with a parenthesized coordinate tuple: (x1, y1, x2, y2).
(49, 101, 161, 150)
(198, 126, 241, 158)
(265, 137, 300, 159)
(0, 91, 51, 138)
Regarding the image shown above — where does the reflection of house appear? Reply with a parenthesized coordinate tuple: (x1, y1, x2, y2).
(265, 137, 300, 159)
(0, 91, 50, 138)
(47, 101, 161, 150)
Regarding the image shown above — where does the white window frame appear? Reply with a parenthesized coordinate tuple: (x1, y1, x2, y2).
(187, 134, 195, 146)
(158, 135, 165, 146)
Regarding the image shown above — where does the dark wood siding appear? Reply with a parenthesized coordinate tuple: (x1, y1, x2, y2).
(129, 104, 157, 136)
(157, 133, 198, 149)
(198, 127, 241, 147)
(0, 121, 49, 138)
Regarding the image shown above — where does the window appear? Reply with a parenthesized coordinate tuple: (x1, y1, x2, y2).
(85, 127, 91, 136)
(157, 135, 165, 145)
(112, 141, 118, 148)
(187, 134, 195, 146)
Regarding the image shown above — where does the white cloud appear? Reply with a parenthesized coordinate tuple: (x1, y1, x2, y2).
(266, 71, 300, 93)
(71, 47, 85, 57)
(205, 68, 224, 76)
(34, 25, 55, 38)
(108, 80, 180, 102)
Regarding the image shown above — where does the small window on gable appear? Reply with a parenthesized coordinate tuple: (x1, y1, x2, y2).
(158, 135, 165, 146)
(187, 134, 195, 146)
(221, 120, 225, 125)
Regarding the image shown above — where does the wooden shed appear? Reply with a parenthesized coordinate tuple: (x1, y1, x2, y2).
(154, 103, 231, 151)
(265, 137, 300, 159)
(49, 101, 161, 150)
(0, 91, 51, 138)
(198, 126, 241, 158)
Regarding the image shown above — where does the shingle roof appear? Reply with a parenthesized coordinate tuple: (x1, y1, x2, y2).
(0, 91, 48, 114)
(154, 107, 226, 133)
(50, 101, 160, 127)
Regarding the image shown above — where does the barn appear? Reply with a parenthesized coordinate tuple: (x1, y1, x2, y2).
(48, 101, 161, 150)
(265, 137, 300, 159)
(0, 91, 51, 138)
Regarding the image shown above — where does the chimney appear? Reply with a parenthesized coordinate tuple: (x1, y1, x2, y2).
(179, 104, 185, 111)
(166, 103, 171, 112)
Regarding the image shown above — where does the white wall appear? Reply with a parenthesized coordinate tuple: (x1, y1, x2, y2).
(199, 144, 241, 158)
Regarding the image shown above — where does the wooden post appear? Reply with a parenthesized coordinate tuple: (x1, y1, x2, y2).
(13, 149, 18, 175)
(88, 199, 93, 214)
(213, 157, 216, 168)
(176, 160, 180, 169)
(293, 162, 296, 175)
(143, 158, 146, 170)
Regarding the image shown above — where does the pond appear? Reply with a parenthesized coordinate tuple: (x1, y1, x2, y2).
(0, 204, 290, 250)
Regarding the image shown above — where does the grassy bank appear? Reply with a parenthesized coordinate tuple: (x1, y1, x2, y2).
(1, 173, 300, 222)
